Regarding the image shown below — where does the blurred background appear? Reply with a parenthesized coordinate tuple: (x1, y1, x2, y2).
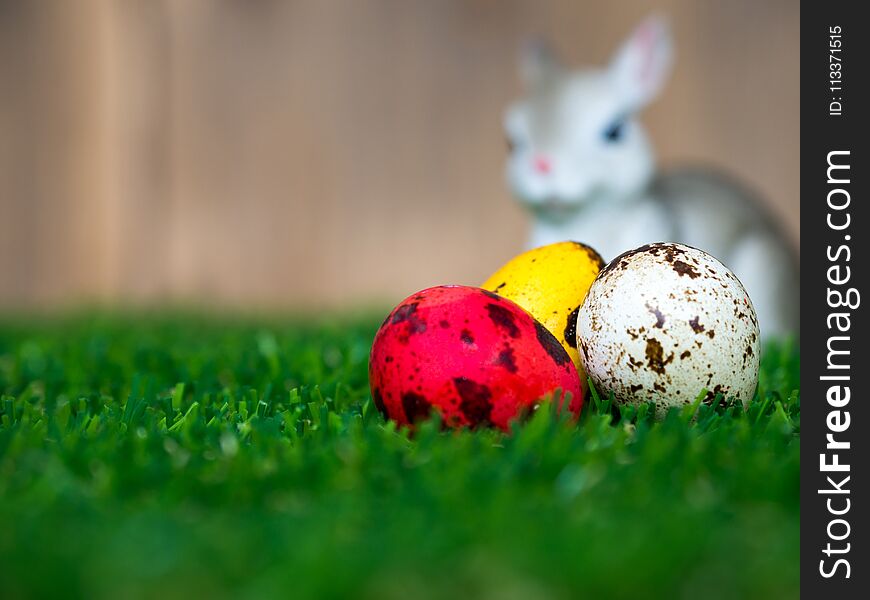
(0, 0, 798, 311)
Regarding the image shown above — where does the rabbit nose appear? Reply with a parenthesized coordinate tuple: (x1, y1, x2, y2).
(532, 155, 552, 174)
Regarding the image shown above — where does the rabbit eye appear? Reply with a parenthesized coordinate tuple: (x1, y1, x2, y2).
(603, 120, 625, 142)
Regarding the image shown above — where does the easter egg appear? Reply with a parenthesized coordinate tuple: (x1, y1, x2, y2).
(577, 243, 760, 418)
(369, 285, 583, 430)
(482, 241, 604, 376)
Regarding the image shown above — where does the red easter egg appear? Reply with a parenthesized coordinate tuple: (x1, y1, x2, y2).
(369, 285, 584, 431)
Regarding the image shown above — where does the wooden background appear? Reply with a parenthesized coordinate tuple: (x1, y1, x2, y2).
(0, 0, 799, 310)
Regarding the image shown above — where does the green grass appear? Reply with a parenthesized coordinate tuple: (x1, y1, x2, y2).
(0, 311, 799, 599)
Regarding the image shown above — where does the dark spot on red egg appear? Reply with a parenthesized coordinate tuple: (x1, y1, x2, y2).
(453, 377, 493, 426)
(390, 303, 427, 335)
(372, 388, 387, 418)
(486, 303, 521, 338)
(496, 346, 518, 373)
(402, 392, 431, 423)
(534, 321, 571, 366)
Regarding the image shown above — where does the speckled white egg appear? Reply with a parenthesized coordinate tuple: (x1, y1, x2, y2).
(577, 243, 760, 417)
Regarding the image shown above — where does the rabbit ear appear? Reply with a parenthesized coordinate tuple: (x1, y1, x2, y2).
(519, 37, 563, 89)
(608, 15, 673, 111)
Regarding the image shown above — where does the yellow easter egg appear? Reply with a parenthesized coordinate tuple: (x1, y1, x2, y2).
(482, 241, 605, 376)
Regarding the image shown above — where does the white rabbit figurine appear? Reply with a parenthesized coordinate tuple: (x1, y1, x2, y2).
(504, 16, 798, 339)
